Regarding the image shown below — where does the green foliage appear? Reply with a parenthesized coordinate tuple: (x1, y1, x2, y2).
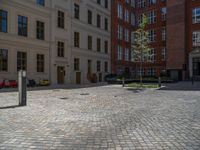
(132, 14, 151, 62)
(131, 14, 151, 85)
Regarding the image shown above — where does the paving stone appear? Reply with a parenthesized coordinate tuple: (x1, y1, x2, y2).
(0, 83, 200, 149)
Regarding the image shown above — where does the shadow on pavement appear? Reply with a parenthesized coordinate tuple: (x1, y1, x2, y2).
(126, 88, 145, 93)
(0, 105, 24, 109)
(158, 81, 200, 91)
(0, 83, 109, 93)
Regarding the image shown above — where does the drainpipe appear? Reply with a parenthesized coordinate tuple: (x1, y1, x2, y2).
(70, 0, 73, 84)
(49, 0, 52, 84)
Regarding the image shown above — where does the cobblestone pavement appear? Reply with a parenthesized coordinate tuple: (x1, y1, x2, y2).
(0, 84, 200, 150)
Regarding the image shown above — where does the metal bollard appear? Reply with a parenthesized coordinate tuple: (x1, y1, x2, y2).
(122, 77, 125, 87)
(18, 70, 27, 106)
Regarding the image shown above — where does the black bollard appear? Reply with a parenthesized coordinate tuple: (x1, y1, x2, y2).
(122, 77, 125, 87)
(18, 70, 27, 106)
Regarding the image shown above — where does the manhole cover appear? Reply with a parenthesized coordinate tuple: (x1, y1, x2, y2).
(80, 93, 90, 96)
(60, 97, 69, 100)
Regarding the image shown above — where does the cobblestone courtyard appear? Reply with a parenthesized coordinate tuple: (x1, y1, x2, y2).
(0, 83, 200, 150)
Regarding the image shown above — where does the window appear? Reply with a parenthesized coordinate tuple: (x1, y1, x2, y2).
(148, 0, 156, 5)
(137, 14, 143, 25)
(117, 25, 123, 40)
(97, 38, 101, 52)
(97, 14, 101, 28)
(161, 47, 166, 61)
(138, 68, 145, 76)
(117, 4, 123, 19)
(88, 35, 92, 50)
(148, 48, 156, 62)
(104, 40, 108, 54)
(125, 48, 129, 61)
(57, 41, 64, 57)
(18, 15, 28, 37)
(131, 0, 136, 7)
(97, 0, 101, 5)
(36, 21, 45, 40)
(105, 0, 108, 9)
(117, 45, 123, 60)
(131, 13, 136, 26)
(74, 58, 80, 71)
(88, 60, 92, 73)
(104, 61, 108, 72)
(137, 0, 145, 8)
(193, 7, 200, 24)
(124, 9, 129, 22)
(37, 54, 44, 72)
(162, 27, 166, 41)
(0, 49, 8, 71)
(148, 10, 156, 24)
(131, 50, 137, 62)
(74, 32, 80, 47)
(161, 7, 167, 21)
(147, 68, 156, 76)
(88, 10, 92, 24)
(104, 18, 108, 31)
(125, 28, 129, 42)
(97, 61, 101, 72)
(36, 0, 45, 6)
(193, 31, 200, 46)
(74, 3, 80, 19)
(17, 52, 27, 71)
(148, 29, 156, 42)
(58, 11, 65, 28)
(0, 10, 7, 33)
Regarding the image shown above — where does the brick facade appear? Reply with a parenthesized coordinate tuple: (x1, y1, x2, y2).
(111, 0, 200, 80)
(111, 0, 167, 78)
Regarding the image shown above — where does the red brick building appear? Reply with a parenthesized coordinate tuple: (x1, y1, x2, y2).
(111, 0, 200, 80)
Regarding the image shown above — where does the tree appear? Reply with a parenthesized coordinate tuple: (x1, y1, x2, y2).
(131, 14, 151, 86)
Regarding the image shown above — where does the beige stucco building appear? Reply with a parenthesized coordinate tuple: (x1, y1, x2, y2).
(68, 0, 111, 84)
(0, 0, 50, 83)
(0, 0, 111, 85)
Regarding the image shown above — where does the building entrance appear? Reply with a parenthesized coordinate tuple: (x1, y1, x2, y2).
(193, 57, 200, 77)
(57, 66, 65, 84)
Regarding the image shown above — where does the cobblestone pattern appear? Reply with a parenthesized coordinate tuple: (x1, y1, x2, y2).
(0, 84, 200, 150)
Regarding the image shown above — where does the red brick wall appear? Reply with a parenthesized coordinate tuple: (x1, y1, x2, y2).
(111, 0, 167, 77)
(166, 0, 186, 70)
(186, 0, 200, 78)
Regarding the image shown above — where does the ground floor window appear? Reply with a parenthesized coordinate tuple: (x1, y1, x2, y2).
(37, 54, 44, 72)
(104, 61, 108, 73)
(0, 49, 8, 71)
(88, 59, 92, 74)
(74, 58, 80, 71)
(97, 61, 101, 72)
(193, 57, 200, 76)
(147, 68, 156, 76)
(17, 51, 27, 71)
(193, 31, 200, 46)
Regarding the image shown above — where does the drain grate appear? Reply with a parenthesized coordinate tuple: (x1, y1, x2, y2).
(60, 97, 69, 100)
(80, 93, 90, 96)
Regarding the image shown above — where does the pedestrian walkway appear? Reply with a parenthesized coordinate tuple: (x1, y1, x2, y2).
(0, 84, 200, 149)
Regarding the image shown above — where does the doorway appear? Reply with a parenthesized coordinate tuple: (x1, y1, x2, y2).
(98, 73, 102, 82)
(193, 57, 200, 76)
(57, 66, 65, 84)
(76, 72, 81, 84)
